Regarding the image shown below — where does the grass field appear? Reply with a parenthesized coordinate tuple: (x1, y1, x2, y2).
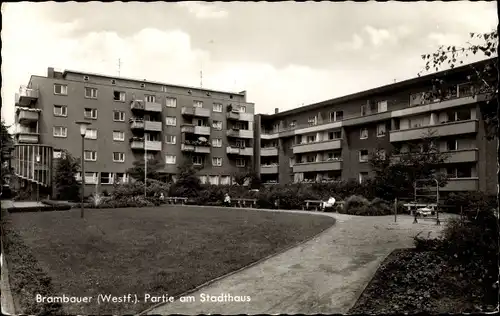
(4, 206, 335, 315)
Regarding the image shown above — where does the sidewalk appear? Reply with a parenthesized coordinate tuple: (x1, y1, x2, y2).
(144, 212, 446, 315)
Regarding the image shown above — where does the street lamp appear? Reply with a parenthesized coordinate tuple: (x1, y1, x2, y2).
(35, 152, 40, 202)
(75, 120, 91, 219)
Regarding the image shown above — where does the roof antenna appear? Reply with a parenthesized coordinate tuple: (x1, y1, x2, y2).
(117, 58, 123, 77)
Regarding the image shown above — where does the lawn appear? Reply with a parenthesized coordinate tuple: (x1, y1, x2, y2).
(4, 206, 335, 315)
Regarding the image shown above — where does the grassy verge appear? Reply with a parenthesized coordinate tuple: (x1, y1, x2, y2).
(2, 210, 64, 315)
(7, 206, 334, 314)
(349, 248, 497, 314)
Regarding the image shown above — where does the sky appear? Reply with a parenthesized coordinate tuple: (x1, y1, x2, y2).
(1, 1, 497, 128)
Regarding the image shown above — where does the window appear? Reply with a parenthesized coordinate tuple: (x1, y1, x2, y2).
(377, 124, 386, 137)
(359, 172, 369, 184)
(447, 140, 457, 151)
(329, 131, 341, 139)
(213, 103, 223, 112)
(165, 135, 176, 144)
(236, 139, 246, 148)
(212, 138, 222, 147)
(306, 135, 316, 143)
(377, 149, 386, 160)
(306, 155, 315, 163)
(166, 117, 177, 126)
(54, 84, 68, 95)
(212, 157, 222, 166)
(289, 120, 297, 129)
(53, 126, 67, 138)
(212, 120, 222, 130)
(113, 91, 126, 102)
(85, 172, 97, 184)
(220, 176, 230, 185)
(199, 175, 207, 185)
(53, 105, 67, 117)
(393, 118, 400, 130)
(113, 131, 125, 141)
(113, 152, 125, 162)
(145, 95, 156, 103)
(377, 100, 388, 112)
(456, 166, 472, 178)
(361, 105, 367, 116)
(100, 172, 113, 185)
(161, 86, 168, 92)
(192, 156, 204, 166)
(84, 108, 98, 119)
(209, 175, 219, 185)
(84, 150, 97, 161)
(456, 108, 471, 121)
(85, 128, 97, 140)
(193, 101, 203, 108)
(289, 157, 295, 167)
(140, 83, 146, 88)
(84, 87, 98, 99)
(308, 116, 317, 126)
(165, 155, 176, 164)
(53, 150, 64, 159)
(111, 79, 116, 85)
(113, 110, 125, 122)
(83, 75, 89, 81)
(115, 173, 129, 184)
(360, 128, 368, 139)
(165, 97, 177, 108)
(330, 111, 344, 122)
(239, 106, 246, 113)
(359, 150, 369, 162)
(236, 158, 246, 167)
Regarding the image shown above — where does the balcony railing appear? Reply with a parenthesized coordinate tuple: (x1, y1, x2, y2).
(293, 160, 342, 173)
(130, 119, 145, 129)
(17, 133, 39, 144)
(260, 165, 278, 174)
(226, 129, 254, 139)
(389, 120, 478, 142)
(292, 139, 342, 154)
(260, 147, 278, 156)
(144, 120, 162, 132)
(227, 111, 254, 122)
(440, 178, 479, 191)
(129, 139, 162, 151)
(181, 107, 211, 118)
(409, 83, 482, 107)
(226, 146, 253, 156)
(130, 100, 162, 112)
(17, 108, 40, 123)
(15, 86, 39, 106)
(194, 126, 211, 136)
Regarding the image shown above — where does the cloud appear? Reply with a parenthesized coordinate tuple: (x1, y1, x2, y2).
(364, 26, 392, 46)
(336, 34, 364, 51)
(178, 2, 228, 19)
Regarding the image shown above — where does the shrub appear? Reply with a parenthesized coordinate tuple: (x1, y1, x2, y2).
(369, 198, 393, 216)
(343, 195, 370, 214)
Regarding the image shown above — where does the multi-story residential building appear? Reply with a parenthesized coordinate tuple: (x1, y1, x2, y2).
(13, 67, 255, 196)
(254, 58, 497, 194)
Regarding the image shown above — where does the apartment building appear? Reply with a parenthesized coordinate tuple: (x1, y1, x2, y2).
(254, 58, 497, 194)
(13, 68, 255, 196)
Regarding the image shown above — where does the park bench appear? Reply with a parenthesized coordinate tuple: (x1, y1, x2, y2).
(303, 200, 323, 211)
(165, 197, 188, 205)
(233, 198, 257, 208)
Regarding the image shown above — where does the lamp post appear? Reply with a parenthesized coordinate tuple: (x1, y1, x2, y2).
(75, 121, 91, 219)
(35, 152, 40, 202)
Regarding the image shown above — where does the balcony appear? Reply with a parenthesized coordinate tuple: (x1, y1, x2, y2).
(260, 147, 278, 156)
(181, 144, 195, 152)
(389, 120, 478, 142)
(194, 126, 210, 136)
(226, 146, 253, 156)
(17, 108, 40, 123)
(261, 133, 279, 140)
(130, 100, 162, 112)
(227, 111, 254, 122)
(226, 129, 254, 139)
(445, 149, 478, 164)
(17, 133, 39, 144)
(293, 160, 342, 173)
(129, 139, 162, 151)
(129, 119, 145, 130)
(292, 139, 342, 154)
(144, 120, 162, 132)
(181, 107, 211, 118)
(440, 178, 479, 191)
(15, 86, 39, 106)
(181, 125, 195, 133)
(182, 141, 211, 154)
(260, 165, 279, 174)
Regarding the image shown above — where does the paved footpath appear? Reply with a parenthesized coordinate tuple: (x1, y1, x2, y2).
(145, 209, 450, 315)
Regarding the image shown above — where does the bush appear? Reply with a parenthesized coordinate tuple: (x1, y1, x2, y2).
(342, 195, 370, 214)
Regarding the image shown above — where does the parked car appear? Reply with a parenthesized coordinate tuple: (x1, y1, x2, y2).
(416, 206, 436, 217)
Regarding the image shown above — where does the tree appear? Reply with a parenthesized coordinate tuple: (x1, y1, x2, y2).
(369, 131, 449, 201)
(419, 30, 498, 140)
(54, 150, 80, 201)
(233, 168, 251, 186)
(126, 157, 163, 182)
(1, 120, 14, 187)
(171, 160, 201, 198)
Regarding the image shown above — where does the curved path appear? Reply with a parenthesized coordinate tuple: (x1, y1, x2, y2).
(144, 209, 450, 315)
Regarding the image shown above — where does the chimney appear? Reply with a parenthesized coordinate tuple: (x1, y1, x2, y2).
(275, 108, 279, 114)
(47, 67, 54, 78)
